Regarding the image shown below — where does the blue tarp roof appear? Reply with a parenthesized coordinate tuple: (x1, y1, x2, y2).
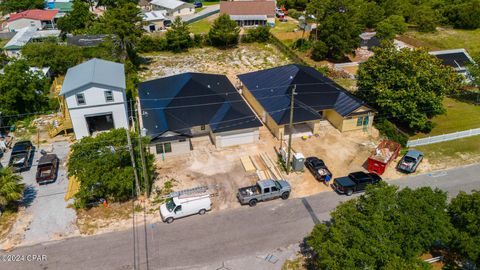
(238, 64, 371, 125)
(138, 73, 261, 141)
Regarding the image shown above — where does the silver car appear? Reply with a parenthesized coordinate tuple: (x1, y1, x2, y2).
(397, 150, 423, 173)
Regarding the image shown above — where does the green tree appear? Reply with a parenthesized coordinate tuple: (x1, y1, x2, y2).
(307, 183, 452, 270)
(376, 15, 408, 40)
(0, 0, 44, 13)
(88, 3, 143, 59)
(57, 0, 95, 34)
(447, 191, 480, 268)
(165, 17, 192, 52)
(467, 54, 480, 86)
(358, 0, 385, 29)
(357, 43, 461, 132)
(21, 42, 83, 75)
(444, 0, 480, 30)
(0, 60, 51, 126)
(208, 14, 240, 47)
(412, 5, 438, 32)
(0, 167, 25, 211)
(243, 26, 271, 43)
(68, 129, 154, 208)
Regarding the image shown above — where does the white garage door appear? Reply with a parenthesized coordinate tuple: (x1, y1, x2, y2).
(217, 130, 257, 148)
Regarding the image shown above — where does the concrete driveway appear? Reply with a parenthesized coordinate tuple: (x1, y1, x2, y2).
(0, 141, 78, 248)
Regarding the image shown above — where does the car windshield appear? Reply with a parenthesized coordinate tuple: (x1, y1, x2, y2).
(165, 198, 176, 212)
(404, 156, 417, 163)
(274, 181, 282, 190)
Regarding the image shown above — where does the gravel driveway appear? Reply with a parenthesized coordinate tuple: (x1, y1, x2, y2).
(0, 140, 78, 247)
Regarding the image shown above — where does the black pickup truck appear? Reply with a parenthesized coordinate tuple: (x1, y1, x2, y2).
(332, 171, 382, 196)
(8, 141, 34, 172)
(305, 157, 332, 182)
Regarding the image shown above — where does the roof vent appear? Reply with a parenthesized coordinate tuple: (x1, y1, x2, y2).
(207, 84, 211, 88)
(289, 75, 293, 80)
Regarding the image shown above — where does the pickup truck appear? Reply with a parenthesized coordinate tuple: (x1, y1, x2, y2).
(8, 140, 34, 172)
(237, 179, 291, 206)
(36, 154, 59, 184)
(305, 157, 332, 182)
(332, 171, 382, 196)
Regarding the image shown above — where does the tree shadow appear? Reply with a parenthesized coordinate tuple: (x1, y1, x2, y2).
(22, 185, 37, 207)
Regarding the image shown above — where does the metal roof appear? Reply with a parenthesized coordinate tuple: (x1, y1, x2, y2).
(237, 64, 371, 125)
(60, 58, 126, 95)
(230, 15, 267, 21)
(138, 73, 261, 141)
(3, 27, 60, 50)
(143, 10, 166, 22)
(150, 0, 192, 10)
(429, 49, 475, 70)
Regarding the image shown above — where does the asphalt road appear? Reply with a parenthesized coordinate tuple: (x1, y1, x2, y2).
(1, 164, 479, 270)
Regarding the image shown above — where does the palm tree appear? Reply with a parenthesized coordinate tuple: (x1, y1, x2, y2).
(0, 167, 25, 213)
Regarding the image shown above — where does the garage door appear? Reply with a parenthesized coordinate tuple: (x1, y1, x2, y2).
(216, 130, 257, 148)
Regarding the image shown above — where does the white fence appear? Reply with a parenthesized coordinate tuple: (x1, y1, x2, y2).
(407, 128, 480, 147)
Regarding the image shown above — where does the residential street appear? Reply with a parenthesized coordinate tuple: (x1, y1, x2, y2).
(0, 164, 479, 270)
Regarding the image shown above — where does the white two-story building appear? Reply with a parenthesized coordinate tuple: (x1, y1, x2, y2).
(60, 58, 129, 140)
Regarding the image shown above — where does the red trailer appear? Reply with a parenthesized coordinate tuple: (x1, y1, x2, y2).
(367, 140, 401, 175)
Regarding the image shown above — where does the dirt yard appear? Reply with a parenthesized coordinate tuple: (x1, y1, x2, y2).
(139, 43, 292, 81)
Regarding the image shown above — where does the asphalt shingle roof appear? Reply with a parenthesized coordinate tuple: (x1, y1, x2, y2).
(138, 73, 261, 140)
(238, 64, 371, 125)
(60, 58, 125, 95)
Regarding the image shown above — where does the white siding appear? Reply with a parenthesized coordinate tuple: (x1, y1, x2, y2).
(65, 84, 129, 140)
(149, 139, 191, 158)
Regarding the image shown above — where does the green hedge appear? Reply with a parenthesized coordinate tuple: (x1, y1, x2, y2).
(374, 119, 409, 147)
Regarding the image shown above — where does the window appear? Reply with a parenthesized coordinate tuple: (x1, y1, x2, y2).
(263, 187, 270, 193)
(363, 116, 369, 126)
(155, 142, 172, 154)
(76, 93, 86, 105)
(271, 186, 279, 192)
(356, 117, 363, 127)
(174, 205, 182, 213)
(104, 91, 114, 102)
(200, 125, 206, 130)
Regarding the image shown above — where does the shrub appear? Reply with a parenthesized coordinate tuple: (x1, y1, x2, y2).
(243, 26, 271, 43)
(288, 9, 303, 19)
(374, 120, 409, 146)
(310, 40, 328, 61)
(291, 38, 311, 52)
(136, 35, 167, 53)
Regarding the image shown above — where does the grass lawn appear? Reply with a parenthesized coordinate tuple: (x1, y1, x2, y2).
(188, 18, 212, 34)
(411, 97, 480, 139)
(195, 7, 206, 13)
(0, 207, 19, 240)
(400, 28, 480, 56)
(415, 135, 480, 166)
(202, 1, 219, 6)
(0, 38, 10, 48)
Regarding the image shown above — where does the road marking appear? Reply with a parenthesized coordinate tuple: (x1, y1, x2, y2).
(301, 198, 320, 225)
(427, 171, 448, 178)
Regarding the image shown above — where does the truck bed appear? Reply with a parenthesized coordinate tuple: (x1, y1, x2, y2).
(238, 185, 260, 197)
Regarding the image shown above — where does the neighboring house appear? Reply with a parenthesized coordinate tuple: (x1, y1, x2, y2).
(429, 49, 476, 82)
(3, 27, 61, 57)
(139, 0, 152, 11)
(7, 9, 59, 32)
(220, 0, 276, 27)
(46, 0, 74, 16)
(0, 66, 51, 77)
(359, 32, 380, 50)
(143, 10, 166, 32)
(150, 0, 194, 17)
(60, 58, 129, 140)
(138, 72, 262, 158)
(66, 34, 107, 47)
(237, 64, 376, 138)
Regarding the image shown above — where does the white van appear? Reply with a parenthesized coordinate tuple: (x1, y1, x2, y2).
(160, 194, 212, 223)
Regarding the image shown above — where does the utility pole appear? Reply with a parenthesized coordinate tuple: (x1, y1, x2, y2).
(127, 101, 141, 196)
(133, 99, 150, 197)
(286, 85, 296, 174)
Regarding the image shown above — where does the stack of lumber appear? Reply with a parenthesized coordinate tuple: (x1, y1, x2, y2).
(240, 153, 284, 180)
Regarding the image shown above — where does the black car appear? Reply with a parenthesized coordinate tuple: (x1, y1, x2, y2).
(304, 157, 332, 181)
(36, 154, 60, 184)
(332, 171, 382, 196)
(8, 140, 34, 172)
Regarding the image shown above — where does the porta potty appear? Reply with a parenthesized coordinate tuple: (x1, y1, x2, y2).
(292, 152, 305, 171)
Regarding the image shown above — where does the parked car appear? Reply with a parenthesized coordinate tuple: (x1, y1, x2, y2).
(8, 140, 33, 172)
(332, 171, 382, 196)
(36, 154, 60, 184)
(160, 194, 212, 223)
(305, 157, 332, 182)
(237, 179, 291, 206)
(194, 1, 203, 8)
(397, 150, 423, 173)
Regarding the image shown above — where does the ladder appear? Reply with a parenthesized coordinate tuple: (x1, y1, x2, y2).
(162, 185, 210, 199)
